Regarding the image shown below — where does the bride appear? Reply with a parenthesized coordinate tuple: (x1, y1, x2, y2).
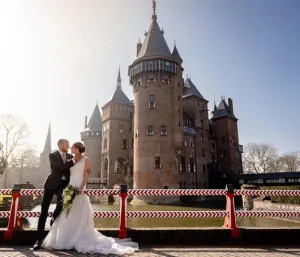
(42, 142, 138, 255)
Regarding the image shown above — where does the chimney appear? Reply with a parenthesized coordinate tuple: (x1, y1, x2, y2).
(137, 39, 142, 57)
(228, 98, 233, 114)
(84, 116, 88, 129)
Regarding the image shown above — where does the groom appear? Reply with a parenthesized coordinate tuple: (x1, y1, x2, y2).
(33, 139, 76, 250)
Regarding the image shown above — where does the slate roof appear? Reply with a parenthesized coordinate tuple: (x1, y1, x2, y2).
(212, 99, 237, 120)
(136, 14, 172, 60)
(110, 87, 133, 106)
(172, 45, 182, 60)
(87, 104, 102, 132)
(182, 78, 207, 100)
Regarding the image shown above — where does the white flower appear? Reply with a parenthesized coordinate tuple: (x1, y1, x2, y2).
(65, 195, 72, 201)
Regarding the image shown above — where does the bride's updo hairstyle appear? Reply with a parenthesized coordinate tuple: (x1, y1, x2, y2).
(73, 142, 86, 154)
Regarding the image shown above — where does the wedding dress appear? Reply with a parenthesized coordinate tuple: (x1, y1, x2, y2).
(42, 157, 138, 255)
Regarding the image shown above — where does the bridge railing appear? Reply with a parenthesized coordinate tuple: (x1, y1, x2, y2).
(1, 185, 300, 241)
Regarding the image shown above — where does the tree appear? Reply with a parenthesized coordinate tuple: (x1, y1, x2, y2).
(0, 114, 29, 187)
(243, 142, 278, 173)
(281, 151, 300, 172)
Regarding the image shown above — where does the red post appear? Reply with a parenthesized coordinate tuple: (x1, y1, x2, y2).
(223, 184, 239, 238)
(4, 185, 22, 240)
(118, 184, 128, 239)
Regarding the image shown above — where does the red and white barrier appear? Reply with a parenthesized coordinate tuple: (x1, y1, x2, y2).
(127, 211, 227, 218)
(235, 190, 300, 196)
(236, 211, 300, 218)
(0, 189, 12, 195)
(127, 189, 227, 196)
(2, 186, 300, 241)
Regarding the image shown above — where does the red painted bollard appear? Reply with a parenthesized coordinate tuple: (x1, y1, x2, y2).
(4, 185, 22, 240)
(223, 184, 240, 238)
(118, 184, 128, 239)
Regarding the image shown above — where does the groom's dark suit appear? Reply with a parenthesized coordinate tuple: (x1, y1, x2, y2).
(36, 150, 74, 243)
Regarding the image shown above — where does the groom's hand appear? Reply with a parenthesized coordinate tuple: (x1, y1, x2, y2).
(84, 168, 91, 176)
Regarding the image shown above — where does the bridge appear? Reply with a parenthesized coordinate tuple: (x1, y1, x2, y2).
(238, 172, 300, 186)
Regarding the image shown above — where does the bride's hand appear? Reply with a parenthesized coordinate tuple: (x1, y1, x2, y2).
(78, 189, 83, 195)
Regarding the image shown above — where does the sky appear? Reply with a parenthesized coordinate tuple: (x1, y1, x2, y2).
(0, 0, 299, 155)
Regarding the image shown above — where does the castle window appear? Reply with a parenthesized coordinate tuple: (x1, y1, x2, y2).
(154, 157, 161, 169)
(200, 132, 204, 141)
(103, 138, 108, 150)
(212, 143, 215, 150)
(236, 151, 239, 159)
(189, 136, 194, 148)
(212, 154, 216, 162)
(129, 112, 133, 119)
(180, 157, 186, 172)
(131, 138, 134, 149)
(122, 139, 127, 149)
(202, 164, 206, 174)
(147, 125, 154, 136)
(149, 94, 156, 109)
(161, 125, 167, 136)
(119, 125, 124, 133)
(190, 158, 194, 173)
(201, 148, 205, 157)
(200, 120, 204, 127)
(135, 129, 139, 138)
(179, 121, 181, 128)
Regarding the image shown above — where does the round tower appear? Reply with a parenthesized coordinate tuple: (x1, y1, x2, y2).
(80, 103, 102, 188)
(128, 0, 184, 204)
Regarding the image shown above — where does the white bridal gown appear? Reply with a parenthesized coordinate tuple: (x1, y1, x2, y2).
(42, 157, 138, 255)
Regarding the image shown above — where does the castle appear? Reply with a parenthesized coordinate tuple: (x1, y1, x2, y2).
(79, 1, 243, 203)
(9, 1, 244, 203)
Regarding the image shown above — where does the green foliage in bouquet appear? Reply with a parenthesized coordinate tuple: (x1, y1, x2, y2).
(62, 185, 79, 217)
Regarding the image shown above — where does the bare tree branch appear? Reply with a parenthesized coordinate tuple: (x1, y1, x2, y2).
(243, 142, 278, 173)
(0, 114, 30, 187)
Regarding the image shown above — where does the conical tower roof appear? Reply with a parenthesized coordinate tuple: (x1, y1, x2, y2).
(135, 0, 172, 61)
(87, 103, 102, 132)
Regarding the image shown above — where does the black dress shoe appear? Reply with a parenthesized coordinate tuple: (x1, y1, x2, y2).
(32, 240, 42, 250)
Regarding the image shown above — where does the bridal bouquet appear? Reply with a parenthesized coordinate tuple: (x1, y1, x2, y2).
(62, 185, 79, 217)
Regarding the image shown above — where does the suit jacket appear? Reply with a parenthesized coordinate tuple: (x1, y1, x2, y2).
(44, 151, 74, 190)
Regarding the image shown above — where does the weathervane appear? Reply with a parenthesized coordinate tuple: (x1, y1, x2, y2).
(152, 0, 157, 19)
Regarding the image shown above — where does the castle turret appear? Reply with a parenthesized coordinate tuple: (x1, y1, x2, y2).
(101, 66, 134, 190)
(80, 103, 102, 188)
(211, 97, 243, 175)
(128, 0, 183, 204)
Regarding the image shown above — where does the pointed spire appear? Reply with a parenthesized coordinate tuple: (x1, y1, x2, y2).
(152, 0, 157, 20)
(117, 65, 122, 90)
(43, 120, 51, 154)
(135, 0, 172, 60)
(87, 103, 102, 132)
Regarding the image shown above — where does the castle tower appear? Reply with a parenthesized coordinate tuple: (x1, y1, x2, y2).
(181, 77, 210, 189)
(39, 121, 51, 186)
(128, 1, 184, 204)
(101, 66, 134, 189)
(211, 97, 243, 175)
(80, 103, 102, 188)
